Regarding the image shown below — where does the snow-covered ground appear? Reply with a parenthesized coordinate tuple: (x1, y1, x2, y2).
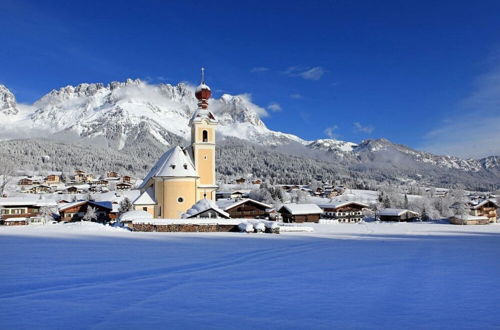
(1, 222, 500, 329)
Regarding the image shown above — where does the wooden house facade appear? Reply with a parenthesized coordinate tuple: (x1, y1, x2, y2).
(279, 204, 323, 223)
(470, 200, 498, 223)
(320, 201, 368, 223)
(217, 199, 272, 219)
(59, 201, 113, 223)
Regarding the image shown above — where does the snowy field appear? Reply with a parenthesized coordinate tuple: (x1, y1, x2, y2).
(1, 222, 500, 329)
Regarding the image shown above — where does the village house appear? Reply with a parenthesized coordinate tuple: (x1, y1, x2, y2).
(58, 200, 113, 223)
(0, 198, 57, 225)
(216, 198, 272, 219)
(235, 178, 246, 184)
(26, 185, 52, 194)
(279, 204, 323, 223)
(449, 199, 498, 225)
(116, 183, 132, 191)
(378, 208, 420, 222)
(470, 199, 498, 223)
(122, 175, 132, 183)
(319, 201, 369, 223)
(45, 172, 62, 184)
(107, 171, 120, 179)
(18, 178, 33, 186)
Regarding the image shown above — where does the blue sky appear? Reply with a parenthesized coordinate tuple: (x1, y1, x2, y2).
(1, 0, 500, 158)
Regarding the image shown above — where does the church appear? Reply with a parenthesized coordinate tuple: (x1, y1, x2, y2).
(133, 69, 218, 218)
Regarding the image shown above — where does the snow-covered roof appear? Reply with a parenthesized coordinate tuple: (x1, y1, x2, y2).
(119, 210, 153, 222)
(58, 200, 112, 212)
(318, 201, 369, 210)
(195, 83, 211, 92)
(470, 199, 498, 209)
(279, 203, 323, 215)
(189, 108, 218, 125)
(216, 198, 272, 211)
(140, 146, 198, 188)
(133, 187, 156, 205)
(378, 208, 419, 217)
(182, 199, 230, 219)
(0, 198, 57, 207)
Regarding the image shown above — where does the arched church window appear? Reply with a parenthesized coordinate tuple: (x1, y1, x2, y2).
(202, 130, 208, 142)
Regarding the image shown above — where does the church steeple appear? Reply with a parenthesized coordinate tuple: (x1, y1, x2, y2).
(195, 67, 211, 109)
(190, 68, 218, 201)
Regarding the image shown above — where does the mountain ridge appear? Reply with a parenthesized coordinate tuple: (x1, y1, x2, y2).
(0, 80, 499, 188)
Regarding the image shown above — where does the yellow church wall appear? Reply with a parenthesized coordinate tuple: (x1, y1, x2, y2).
(161, 178, 198, 218)
(196, 147, 215, 185)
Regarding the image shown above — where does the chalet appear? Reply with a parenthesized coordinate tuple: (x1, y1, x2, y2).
(122, 175, 132, 183)
(116, 183, 132, 191)
(217, 198, 272, 219)
(470, 199, 498, 223)
(58, 200, 113, 223)
(18, 178, 33, 186)
(74, 170, 87, 183)
(235, 178, 246, 184)
(230, 190, 251, 199)
(252, 179, 262, 185)
(107, 171, 120, 179)
(0, 198, 57, 224)
(66, 185, 90, 194)
(45, 172, 62, 184)
(378, 209, 419, 222)
(319, 201, 369, 223)
(279, 204, 323, 223)
(26, 185, 52, 194)
(183, 199, 230, 219)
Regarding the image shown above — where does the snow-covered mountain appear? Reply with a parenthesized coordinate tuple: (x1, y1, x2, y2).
(0, 80, 302, 149)
(0, 80, 499, 184)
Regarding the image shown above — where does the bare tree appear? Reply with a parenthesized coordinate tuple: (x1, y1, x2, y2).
(0, 161, 14, 197)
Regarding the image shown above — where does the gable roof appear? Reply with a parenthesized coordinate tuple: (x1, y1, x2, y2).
(319, 201, 369, 210)
(279, 203, 323, 215)
(216, 198, 272, 211)
(470, 199, 498, 209)
(378, 208, 419, 217)
(133, 187, 156, 205)
(140, 146, 198, 188)
(182, 199, 230, 219)
(58, 200, 112, 212)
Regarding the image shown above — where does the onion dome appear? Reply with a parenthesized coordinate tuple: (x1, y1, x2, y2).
(195, 68, 211, 109)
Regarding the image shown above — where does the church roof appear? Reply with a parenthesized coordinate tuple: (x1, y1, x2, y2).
(189, 108, 218, 125)
(133, 187, 156, 205)
(140, 146, 198, 187)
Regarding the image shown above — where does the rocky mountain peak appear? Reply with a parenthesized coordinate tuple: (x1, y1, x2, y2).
(0, 84, 18, 115)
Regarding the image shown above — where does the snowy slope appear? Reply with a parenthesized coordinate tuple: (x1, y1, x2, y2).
(1, 222, 500, 329)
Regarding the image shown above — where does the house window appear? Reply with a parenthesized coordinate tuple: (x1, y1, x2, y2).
(143, 207, 147, 211)
(202, 130, 208, 142)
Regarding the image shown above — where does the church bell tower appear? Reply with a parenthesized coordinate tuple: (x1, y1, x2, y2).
(189, 68, 218, 201)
